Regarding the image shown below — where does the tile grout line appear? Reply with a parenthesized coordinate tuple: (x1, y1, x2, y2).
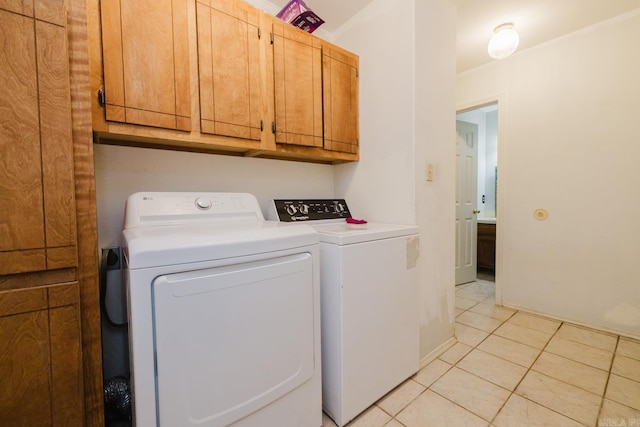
(451, 282, 635, 427)
(412, 282, 635, 427)
(458, 300, 613, 426)
(594, 335, 621, 427)
(343, 281, 637, 427)
(485, 320, 586, 426)
(449, 299, 521, 425)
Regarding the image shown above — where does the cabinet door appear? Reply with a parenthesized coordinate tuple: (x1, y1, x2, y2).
(101, 0, 191, 131)
(0, 10, 44, 260)
(37, 17, 78, 270)
(477, 224, 496, 270)
(272, 21, 323, 148)
(0, 283, 83, 426)
(323, 44, 359, 154)
(0, 7, 77, 275)
(197, 0, 262, 141)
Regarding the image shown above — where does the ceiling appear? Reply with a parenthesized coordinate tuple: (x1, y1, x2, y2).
(456, 0, 640, 72)
(271, 0, 640, 73)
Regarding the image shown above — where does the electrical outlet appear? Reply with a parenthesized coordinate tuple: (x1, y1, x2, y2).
(102, 247, 121, 270)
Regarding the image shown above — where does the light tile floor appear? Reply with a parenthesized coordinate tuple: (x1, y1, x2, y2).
(323, 279, 640, 427)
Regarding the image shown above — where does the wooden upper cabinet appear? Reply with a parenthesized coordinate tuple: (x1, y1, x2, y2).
(271, 18, 323, 148)
(0, 6, 77, 275)
(100, 0, 191, 131)
(323, 44, 359, 154)
(89, 0, 359, 163)
(196, 0, 262, 141)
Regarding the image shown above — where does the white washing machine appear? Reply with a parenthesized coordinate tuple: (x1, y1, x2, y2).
(122, 192, 322, 427)
(270, 199, 420, 426)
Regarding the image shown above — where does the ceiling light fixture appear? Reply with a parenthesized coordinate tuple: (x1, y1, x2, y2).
(488, 23, 519, 59)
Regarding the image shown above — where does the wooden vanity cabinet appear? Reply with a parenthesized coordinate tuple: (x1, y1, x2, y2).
(100, 0, 191, 131)
(477, 223, 496, 272)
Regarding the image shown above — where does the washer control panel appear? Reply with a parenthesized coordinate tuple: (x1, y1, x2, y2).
(272, 199, 352, 222)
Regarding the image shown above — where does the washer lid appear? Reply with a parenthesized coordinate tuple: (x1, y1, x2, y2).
(311, 222, 418, 245)
(124, 221, 318, 269)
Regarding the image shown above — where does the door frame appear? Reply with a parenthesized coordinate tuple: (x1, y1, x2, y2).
(456, 94, 505, 305)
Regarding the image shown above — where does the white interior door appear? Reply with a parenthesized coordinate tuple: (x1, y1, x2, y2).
(455, 120, 479, 285)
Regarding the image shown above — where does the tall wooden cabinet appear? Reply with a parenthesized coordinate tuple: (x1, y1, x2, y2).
(1, 1, 103, 425)
(0, 283, 83, 426)
(0, 5, 77, 276)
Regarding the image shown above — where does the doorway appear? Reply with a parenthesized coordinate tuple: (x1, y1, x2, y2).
(455, 103, 498, 288)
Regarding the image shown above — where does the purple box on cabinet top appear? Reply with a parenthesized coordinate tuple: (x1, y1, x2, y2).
(276, 0, 324, 33)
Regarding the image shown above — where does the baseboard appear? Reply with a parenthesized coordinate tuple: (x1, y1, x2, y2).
(419, 336, 457, 369)
(502, 302, 640, 342)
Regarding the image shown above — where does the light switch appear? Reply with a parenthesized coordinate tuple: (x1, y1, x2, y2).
(426, 163, 434, 182)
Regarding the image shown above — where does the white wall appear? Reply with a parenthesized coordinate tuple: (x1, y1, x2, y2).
(457, 10, 640, 338)
(332, 0, 416, 224)
(414, 0, 457, 356)
(333, 0, 457, 358)
(95, 144, 334, 249)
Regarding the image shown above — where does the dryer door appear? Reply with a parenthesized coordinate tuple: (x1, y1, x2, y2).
(152, 252, 315, 426)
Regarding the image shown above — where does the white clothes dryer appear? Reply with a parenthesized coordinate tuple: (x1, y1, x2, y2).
(270, 199, 420, 426)
(122, 192, 322, 427)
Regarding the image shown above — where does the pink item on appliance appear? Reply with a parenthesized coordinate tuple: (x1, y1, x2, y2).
(346, 217, 367, 224)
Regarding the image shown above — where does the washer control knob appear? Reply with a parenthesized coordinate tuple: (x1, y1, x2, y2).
(285, 204, 298, 215)
(195, 197, 212, 210)
(299, 204, 309, 214)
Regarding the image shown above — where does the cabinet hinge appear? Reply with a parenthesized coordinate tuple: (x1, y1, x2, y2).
(260, 120, 264, 131)
(356, 69, 359, 78)
(271, 122, 276, 133)
(258, 28, 261, 39)
(270, 32, 274, 45)
(97, 88, 106, 106)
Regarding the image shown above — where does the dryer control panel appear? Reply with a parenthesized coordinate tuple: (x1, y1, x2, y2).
(272, 199, 352, 222)
(125, 192, 264, 228)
